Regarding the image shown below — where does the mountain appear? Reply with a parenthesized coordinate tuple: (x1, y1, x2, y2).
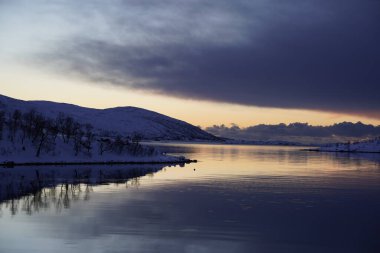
(206, 122, 380, 145)
(0, 94, 219, 141)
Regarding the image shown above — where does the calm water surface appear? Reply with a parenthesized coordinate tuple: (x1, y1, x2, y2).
(1, 144, 380, 253)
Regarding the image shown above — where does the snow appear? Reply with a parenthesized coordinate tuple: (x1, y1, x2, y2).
(0, 94, 200, 165)
(0, 132, 190, 164)
(317, 137, 380, 153)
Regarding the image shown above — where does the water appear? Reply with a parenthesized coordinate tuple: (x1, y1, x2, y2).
(1, 143, 380, 253)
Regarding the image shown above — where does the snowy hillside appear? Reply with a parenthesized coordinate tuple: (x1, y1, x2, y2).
(0, 94, 219, 141)
(0, 135, 184, 164)
(317, 138, 380, 153)
(0, 109, 191, 164)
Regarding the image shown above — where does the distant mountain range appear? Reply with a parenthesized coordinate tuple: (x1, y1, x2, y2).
(206, 122, 380, 145)
(0, 94, 220, 141)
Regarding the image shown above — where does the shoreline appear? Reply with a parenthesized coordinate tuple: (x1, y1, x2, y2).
(302, 148, 380, 154)
(1, 159, 197, 168)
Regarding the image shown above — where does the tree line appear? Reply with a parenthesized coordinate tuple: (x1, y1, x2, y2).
(0, 109, 153, 158)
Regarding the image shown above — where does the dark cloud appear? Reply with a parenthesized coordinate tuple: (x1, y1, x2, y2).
(206, 122, 380, 144)
(35, 0, 380, 117)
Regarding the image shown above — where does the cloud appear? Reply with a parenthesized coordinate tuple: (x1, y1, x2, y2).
(205, 122, 380, 144)
(2, 0, 380, 117)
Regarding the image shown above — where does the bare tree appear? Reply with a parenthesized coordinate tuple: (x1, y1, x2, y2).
(73, 123, 84, 156)
(98, 138, 112, 155)
(83, 124, 94, 155)
(7, 110, 22, 142)
(22, 109, 36, 140)
(62, 116, 75, 143)
(48, 119, 59, 142)
(113, 135, 127, 154)
(33, 114, 48, 157)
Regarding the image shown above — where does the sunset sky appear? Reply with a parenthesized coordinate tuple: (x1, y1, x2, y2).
(1, 0, 379, 128)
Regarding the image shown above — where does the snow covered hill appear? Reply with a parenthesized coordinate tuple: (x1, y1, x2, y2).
(317, 138, 380, 153)
(0, 94, 219, 141)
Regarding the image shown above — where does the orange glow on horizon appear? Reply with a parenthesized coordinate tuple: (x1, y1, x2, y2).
(1, 66, 380, 128)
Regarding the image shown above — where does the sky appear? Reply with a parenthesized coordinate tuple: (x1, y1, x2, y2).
(1, 0, 379, 128)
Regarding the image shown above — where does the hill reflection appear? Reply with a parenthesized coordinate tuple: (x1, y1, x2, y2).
(0, 164, 172, 215)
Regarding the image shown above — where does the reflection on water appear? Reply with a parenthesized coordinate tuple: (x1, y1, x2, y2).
(1, 144, 380, 253)
(0, 164, 171, 202)
(0, 164, 168, 214)
(0, 180, 144, 216)
(0, 184, 94, 216)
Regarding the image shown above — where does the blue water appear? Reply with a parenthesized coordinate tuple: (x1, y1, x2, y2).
(1, 144, 380, 253)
